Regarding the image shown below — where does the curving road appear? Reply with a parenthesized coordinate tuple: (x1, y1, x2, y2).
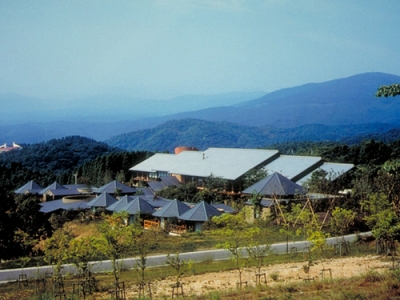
(0, 231, 371, 284)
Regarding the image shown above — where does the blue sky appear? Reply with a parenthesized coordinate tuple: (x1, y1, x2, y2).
(1, 0, 399, 101)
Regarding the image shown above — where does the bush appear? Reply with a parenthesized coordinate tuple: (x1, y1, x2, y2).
(269, 271, 279, 281)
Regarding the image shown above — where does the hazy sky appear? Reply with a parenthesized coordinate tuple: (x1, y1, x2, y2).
(1, 0, 399, 100)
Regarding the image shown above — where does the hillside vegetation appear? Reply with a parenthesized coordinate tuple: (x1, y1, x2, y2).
(106, 118, 400, 152)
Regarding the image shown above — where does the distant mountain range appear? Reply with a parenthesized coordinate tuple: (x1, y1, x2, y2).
(105, 119, 400, 152)
(159, 72, 400, 128)
(2, 72, 400, 148)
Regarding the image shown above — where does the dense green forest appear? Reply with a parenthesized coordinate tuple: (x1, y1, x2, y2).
(106, 118, 400, 152)
(2, 134, 400, 262)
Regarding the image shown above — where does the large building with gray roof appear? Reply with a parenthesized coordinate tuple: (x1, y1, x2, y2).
(130, 147, 354, 193)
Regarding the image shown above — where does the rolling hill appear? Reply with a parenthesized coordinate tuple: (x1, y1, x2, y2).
(105, 119, 400, 152)
(160, 72, 400, 128)
(2, 72, 400, 146)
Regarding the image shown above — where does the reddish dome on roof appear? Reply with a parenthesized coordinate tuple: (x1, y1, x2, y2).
(174, 146, 199, 155)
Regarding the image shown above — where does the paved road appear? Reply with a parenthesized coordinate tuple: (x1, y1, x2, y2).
(0, 231, 371, 283)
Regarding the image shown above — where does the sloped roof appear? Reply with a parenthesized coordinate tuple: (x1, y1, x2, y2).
(39, 182, 67, 195)
(135, 187, 155, 196)
(119, 196, 155, 215)
(45, 189, 80, 197)
(153, 199, 190, 218)
(148, 176, 182, 192)
(263, 155, 322, 182)
(39, 199, 90, 213)
(160, 176, 181, 187)
(130, 148, 279, 181)
(296, 162, 354, 186)
(147, 181, 166, 192)
(87, 192, 118, 208)
(212, 203, 235, 213)
(242, 172, 306, 196)
(15, 180, 43, 194)
(106, 195, 134, 212)
(94, 180, 136, 194)
(143, 195, 172, 208)
(179, 201, 221, 221)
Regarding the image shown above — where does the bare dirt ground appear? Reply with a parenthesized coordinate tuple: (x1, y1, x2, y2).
(124, 255, 394, 298)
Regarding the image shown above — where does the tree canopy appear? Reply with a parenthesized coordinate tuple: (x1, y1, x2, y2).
(376, 84, 400, 97)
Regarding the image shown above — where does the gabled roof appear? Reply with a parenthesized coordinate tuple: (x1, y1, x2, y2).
(242, 172, 306, 196)
(179, 201, 221, 221)
(296, 162, 355, 186)
(130, 148, 279, 181)
(94, 180, 136, 194)
(39, 182, 67, 195)
(15, 180, 43, 194)
(263, 155, 323, 182)
(153, 199, 190, 218)
(119, 196, 154, 215)
(106, 195, 134, 212)
(87, 192, 118, 208)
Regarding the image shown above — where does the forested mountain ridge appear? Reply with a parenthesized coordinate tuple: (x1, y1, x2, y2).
(106, 118, 400, 152)
(148, 72, 400, 128)
(0, 136, 120, 173)
(1, 72, 400, 145)
(0, 136, 123, 190)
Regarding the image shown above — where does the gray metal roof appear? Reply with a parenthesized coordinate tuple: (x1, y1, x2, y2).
(106, 195, 134, 212)
(147, 181, 166, 192)
(130, 148, 279, 180)
(119, 196, 154, 215)
(179, 201, 221, 221)
(263, 155, 322, 182)
(211, 203, 235, 213)
(39, 182, 67, 195)
(45, 189, 81, 197)
(143, 195, 173, 208)
(135, 187, 155, 196)
(296, 162, 354, 186)
(242, 172, 306, 196)
(87, 192, 118, 208)
(15, 180, 43, 194)
(152, 199, 190, 218)
(94, 180, 136, 194)
(39, 199, 90, 213)
(160, 176, 181, 187)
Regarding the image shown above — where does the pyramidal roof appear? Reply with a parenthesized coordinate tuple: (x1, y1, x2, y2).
(15, 180, 43, 194)
(106, 195, 134, 212)
(120, 196, 154, 215)
(39, 182, 67, 194)
(95, 180, 136, 194)
(242, 172, 306, 196)
(87, 192, 118, 208)
(179, 201, 221, 221)
(153, 199, 190, 218)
